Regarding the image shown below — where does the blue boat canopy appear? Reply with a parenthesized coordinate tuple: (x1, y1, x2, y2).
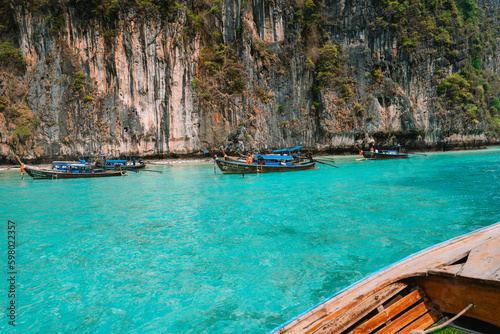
(255, 154, 293, 161)
(106, 160, 127, 163)
(54, 163, 89, 167)
(78, 156, 91, 163)
(52, 162, 88, 167)
(290, 145, 304, 151)
(272, 145, 304, 153)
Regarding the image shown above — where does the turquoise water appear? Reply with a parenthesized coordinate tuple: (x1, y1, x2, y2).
(1, 148, 499, 333)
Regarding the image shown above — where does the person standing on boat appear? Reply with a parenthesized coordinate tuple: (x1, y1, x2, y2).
(132, 157, 136, 166)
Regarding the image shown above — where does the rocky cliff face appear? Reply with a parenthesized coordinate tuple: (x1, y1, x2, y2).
(1, 0, 499, 162)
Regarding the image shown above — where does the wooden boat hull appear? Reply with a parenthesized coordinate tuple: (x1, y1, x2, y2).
(125, 164, 146, 170)
(25, 166, 126, 179)
(215, 159, 316, 174)
(270, 223, 500, 333)
(104, 164, 146, 171)
(362, 151, 409, 159)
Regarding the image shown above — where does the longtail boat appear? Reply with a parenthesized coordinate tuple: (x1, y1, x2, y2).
(215, 155, 316, 174)
(205, 145, 317, 174)
(270, 222, 500, 334)
(17, 157, 126, 179)
(356, 144, 409, 160)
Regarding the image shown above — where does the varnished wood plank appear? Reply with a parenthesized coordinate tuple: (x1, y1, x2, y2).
(306, 283, 408, 334)
(374, 300, 433, 334)
(350, 288, 425, 334)
(383, 294, 403, 310)
(398, 310, 442, 334)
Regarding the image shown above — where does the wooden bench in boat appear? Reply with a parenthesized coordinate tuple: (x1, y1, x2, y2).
(305, 283, 442, 334)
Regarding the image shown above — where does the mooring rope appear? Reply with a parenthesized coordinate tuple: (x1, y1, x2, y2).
(410, 303, 474, 334)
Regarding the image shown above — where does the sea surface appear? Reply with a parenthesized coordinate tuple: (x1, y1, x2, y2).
(1, 148, 499, 333)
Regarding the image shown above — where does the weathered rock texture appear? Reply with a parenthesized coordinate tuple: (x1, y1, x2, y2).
(1, 0, 499, 162)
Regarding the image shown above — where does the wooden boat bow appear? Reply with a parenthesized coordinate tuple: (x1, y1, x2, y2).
(271, 223, 500, 334)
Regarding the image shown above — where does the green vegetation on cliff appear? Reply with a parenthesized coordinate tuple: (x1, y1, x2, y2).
(379, 0, 494, 55)
(438, 66, 500, 134)
(0, 93, 39, 143)
(0, 0, 25, 73)
(0, 42, 25, 73)
(378, 0, 497, 68)
(0, 1, 40, 155)
(370, 0, 499, 136)
(194, 42, 246, 99)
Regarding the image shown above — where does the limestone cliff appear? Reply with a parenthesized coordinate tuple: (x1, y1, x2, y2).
(1, 0, 499, 162)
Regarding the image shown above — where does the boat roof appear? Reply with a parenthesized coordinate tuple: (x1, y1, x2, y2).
(52, 162, 89, 167)
(272, 145, 304, 153)
(106, 160, 127, 163)
(255, 154, 293, 161)
(52, 161, 79, 165)
(79, 157, 91, 163)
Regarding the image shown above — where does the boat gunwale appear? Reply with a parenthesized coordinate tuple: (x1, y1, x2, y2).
(362, 152, 409, 159)
(267, 222, 500, 334)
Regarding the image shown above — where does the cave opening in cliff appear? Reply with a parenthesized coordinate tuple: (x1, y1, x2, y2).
(378, 95, 393, 108)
